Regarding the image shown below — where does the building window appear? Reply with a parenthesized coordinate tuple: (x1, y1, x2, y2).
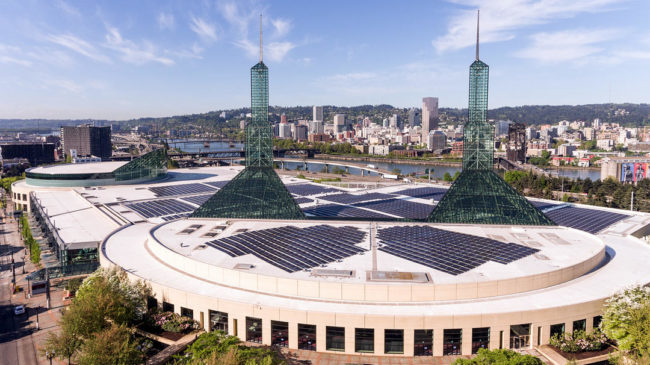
(146, 296, 157, 311)
(246, 317, 262, 343)
(414, 329, 433, 356)
(384, 329, 404, 354)
(298, 324, 316, 351)
(443, 329, 462, 355)
(510, 324, 531, 349)
(271, 321, 288, 347)
(573, 319, 586, 333)
(22, 194, 26, 201)
(593, 316, 603, 329)
(355, 328, 374, 353)
(326, 326, 345, 352)
(209, 310, 228, 332)
(162, 301, 174, 313)
(472, 327, 490, 354)
(550, 323, 565, 338)
(180, 307, 193, 319)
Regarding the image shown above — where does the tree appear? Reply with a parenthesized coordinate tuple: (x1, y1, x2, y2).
(443, 172, 453, 182)
(602, 285, 650, 362)
(453, 348, 542, 364)
(76, 324, 143, 365)
(41, 330, 83, 365)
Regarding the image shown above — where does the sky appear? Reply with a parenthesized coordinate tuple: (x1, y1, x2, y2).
(0, 0, 648, 120)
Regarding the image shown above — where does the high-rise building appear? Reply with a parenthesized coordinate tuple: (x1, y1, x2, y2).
(280, 113, 287, 124)
(408, 107, 420, 126)
(389, 114, 399, 129)
(313, 106, 323, 122)
(333, 114, 346, 133)
(293, 125, 308, 141)
(308, 120, 324, 135)
(421, 97, 439, 141)
(427, 131, 447, 151)
(0, 143, 55, 166)
(278, 123, 292, 139)
(495, 120, 512, 137)
(507, 123, 526, 163)
(61, 125, 112, 160)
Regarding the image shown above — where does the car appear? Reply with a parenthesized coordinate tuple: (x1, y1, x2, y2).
(13, 305, 25, 315)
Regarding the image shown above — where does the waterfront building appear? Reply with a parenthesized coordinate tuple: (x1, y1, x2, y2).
(61, 124, 112, 160)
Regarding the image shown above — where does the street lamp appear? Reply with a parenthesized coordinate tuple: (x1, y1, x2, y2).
(45, 350, 55, 365)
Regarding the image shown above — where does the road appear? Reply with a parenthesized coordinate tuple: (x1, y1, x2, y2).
(0, 204, 61, 365)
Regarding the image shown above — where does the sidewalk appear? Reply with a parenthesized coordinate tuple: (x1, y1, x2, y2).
(0, 200, 67, 365)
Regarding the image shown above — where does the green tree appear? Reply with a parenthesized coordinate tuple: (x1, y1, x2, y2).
(76, 324, 143, 365)
(443, 172, 453, 182)
(453, 348, 542, 364)
(602, 285, 650, 362)
(41, 330, 83, 365)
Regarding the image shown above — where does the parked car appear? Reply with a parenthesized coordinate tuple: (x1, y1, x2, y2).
(14, 305, 25, 315)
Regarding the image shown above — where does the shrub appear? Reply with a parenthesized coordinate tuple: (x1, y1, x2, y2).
(151, 311, 198, 333)
(549, 330, 608, 353)
(454, 348, 542, 364)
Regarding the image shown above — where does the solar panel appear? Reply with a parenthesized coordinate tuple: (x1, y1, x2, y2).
(322, 192, 394, 204)
(124, 199, 196, 218)
(354, 199, 434, 220)
(293, 197, 313, 204)
(149, 183, 216, 197)
(377, 226, 539, 275)
(544, 206, 629, 234)
(205, 225, 368, 272)
(285, 184, 341, 196)
(394, 187, 448, 200)
(303, 204, 393, 219)
(205, 181, 229, 189)
(181, 194, 213, 206)
(528, 200, 560, 210)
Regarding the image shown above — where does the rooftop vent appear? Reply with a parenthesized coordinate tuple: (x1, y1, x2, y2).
(367, 271, 430, 283)
(310, 269, 354, 278)
(234, 263, 255, 270)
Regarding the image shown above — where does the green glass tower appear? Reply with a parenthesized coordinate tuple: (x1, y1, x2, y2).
(192, 16, 304, 220)
(428, 11, 554, 226)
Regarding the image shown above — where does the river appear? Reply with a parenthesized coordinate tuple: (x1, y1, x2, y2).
(167, 140, 602, 181)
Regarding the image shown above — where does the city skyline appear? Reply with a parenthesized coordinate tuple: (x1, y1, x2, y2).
(0, 0, 648, 120)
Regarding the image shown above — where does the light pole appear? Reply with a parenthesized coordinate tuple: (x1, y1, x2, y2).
(45, 350, 55, 365)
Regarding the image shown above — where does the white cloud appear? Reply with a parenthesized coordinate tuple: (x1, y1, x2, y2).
(104, 27, 174, 65)
(433, 0, 624, 53)
(0, 44, 32, 66)
(190, 16, 218, 42)
(235, 39, 296, 62)
(515, 28, 620, 63)
(158, 12, 175, 30)
(46, 34, 110, 63)
(271, 18, 291, 38)
(55, 0, 81, 17)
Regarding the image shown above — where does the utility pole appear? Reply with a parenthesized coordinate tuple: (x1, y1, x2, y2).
(45, 268, 51, 309)
(631, 190, 634, 211)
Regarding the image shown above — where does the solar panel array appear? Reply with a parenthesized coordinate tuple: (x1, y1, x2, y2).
(286, 184, 341, 196)
(205, 181, 229, 189)
(205, 225, 367, 272)
(355, 199, 434, 220)
(377, 226, 539, 275)
(149, 183, 216, 197)
(293, 197, 313, 204)
(545, 206, 629, 234)
(528, 200, 560, 210)
(124, 199, 196, 218)
(322, 192, 395, 204)
(161, 213, 191, 221)
(181, 194, 213, 206)
(394, 187, 448, 200)
(303, 204, 393, 219)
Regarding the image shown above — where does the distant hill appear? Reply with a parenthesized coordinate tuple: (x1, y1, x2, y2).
(1, 103, 648, 132)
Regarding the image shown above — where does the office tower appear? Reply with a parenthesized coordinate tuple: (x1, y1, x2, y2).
(313, 106, 323, 122)
(389, 114, 399, 129)
(429, 10, 553, 226)
(495, 120, 512, 137)
(427, 131, 447, 151)
(507, 123, 526, 163)
(408, 107, 420, 126)
(61, 125, 112, 160)
(192, 15, 304, 220)
(333, 114, 346, 133)
(421, 97, 439, 141)
(280, 113, 287, 124)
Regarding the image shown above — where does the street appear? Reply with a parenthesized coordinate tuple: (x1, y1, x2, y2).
(0, 204, 63, 365)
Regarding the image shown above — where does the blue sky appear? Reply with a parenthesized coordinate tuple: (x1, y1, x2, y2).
(0, 0, 648, 120)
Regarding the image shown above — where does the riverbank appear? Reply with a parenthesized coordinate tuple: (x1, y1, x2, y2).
(313, 154, 462, 166)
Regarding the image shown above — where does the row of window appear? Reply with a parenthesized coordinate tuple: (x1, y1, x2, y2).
(13, 192, 27, 201)
(152, 300, 601, 355)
